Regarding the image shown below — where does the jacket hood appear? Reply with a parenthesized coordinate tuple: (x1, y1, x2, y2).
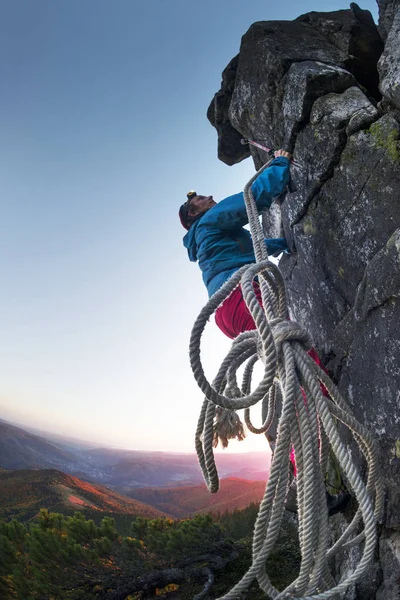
(183, 220, 200, 262)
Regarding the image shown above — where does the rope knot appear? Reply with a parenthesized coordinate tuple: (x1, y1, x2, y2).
(270, 318, 312, 356)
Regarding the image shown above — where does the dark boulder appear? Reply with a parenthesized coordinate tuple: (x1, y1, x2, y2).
(207, 56, 250, 165)
(209, 5, 383, 167)
(296, 4, 384, 98)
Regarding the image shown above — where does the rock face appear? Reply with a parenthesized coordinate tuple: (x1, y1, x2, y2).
(208, 3, 400, 599)
(378, 7, 400, 109)
(376, 0, 400, 38)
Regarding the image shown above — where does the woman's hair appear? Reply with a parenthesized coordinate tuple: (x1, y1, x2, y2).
(178, 202, 192, 230)
(178, 202, 204, 230)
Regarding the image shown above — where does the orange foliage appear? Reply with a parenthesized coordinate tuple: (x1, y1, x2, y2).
(156, 583, 179, 596)
(68, 495, 86, 506)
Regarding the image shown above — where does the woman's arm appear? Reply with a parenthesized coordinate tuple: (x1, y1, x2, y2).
(200, 156, 291, 230)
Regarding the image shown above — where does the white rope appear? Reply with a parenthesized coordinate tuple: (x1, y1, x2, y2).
(189, 159, 384, 599)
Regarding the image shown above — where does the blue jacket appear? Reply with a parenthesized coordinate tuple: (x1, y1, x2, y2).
(183, 157, 290, 297)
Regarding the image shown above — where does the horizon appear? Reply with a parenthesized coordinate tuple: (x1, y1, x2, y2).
(0, 415, 271, 456)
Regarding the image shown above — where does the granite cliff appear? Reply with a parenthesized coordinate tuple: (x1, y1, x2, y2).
(208, 2, 400, 598)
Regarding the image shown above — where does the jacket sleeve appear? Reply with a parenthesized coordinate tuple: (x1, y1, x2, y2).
(199, 157, 290, 231)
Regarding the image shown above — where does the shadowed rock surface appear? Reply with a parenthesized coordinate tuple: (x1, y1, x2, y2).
(208, 2, 400, 598)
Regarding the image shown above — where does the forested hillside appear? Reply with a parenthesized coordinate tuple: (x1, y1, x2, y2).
(126, 478, 266, 518)
(0, 505, 299, 599)
(0, 469, 166, 522)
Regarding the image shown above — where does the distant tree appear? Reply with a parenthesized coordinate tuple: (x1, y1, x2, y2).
(64, 510, 100, 544)
(0, 519, 27, 599)
(130, 513, 223, 568)
(98, 516, 118, 542)
(217, 502, 259, 540)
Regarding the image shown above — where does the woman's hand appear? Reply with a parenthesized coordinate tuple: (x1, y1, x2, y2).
(274, 149, 292, 160)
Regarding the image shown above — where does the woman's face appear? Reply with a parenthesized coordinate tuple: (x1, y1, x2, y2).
(188, 194, 216, 217)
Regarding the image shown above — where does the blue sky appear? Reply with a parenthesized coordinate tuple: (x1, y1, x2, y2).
(0, 0, 378, 452)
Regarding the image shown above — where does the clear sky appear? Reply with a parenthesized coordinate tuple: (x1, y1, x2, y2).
(0, 0, 379, 452)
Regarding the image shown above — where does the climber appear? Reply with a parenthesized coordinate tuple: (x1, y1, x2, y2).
(179, 149, 291, 340)
(179, 149, 349, 515)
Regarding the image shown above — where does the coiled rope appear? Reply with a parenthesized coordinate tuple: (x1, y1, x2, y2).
(189, 159, 384, 599)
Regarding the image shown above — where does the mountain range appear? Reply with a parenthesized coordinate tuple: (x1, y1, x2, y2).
(0, 468, 166, 522)
(0, 419, 270, 490)
(0, 419, 270, 520)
